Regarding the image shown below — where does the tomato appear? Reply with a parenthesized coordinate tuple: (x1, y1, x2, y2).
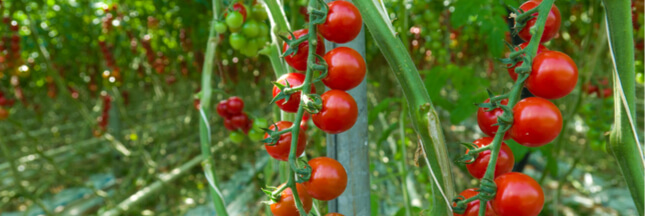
(264, 121, 307, 161)
(300, 113, 310, 131)
(312, 90, 358, 134)
(229, 131, 245, 143)
(224, 118, 236, 131)
(453, 188, 496, 216)
(242, 20, 259, 37)
(304, 157, 347, 201)
(476, 98, 510, 139)
(214, 22, 227, 34)
(0, 108, 8, 120)
(253, 118, 269, 129)
(318, 0, 363, 43)
(465, 137, 514, 179)
(583, 83, 599, 95)
(230, 113, 249, 129)
(323, 47, 366, 91)
(252, 4, 268, 21)
(258, 23, 269, 37)
(225, 11, 244, 31)
(509, 97, 562, 147)
(216, 100, 229, 117)
(282, 29, 325, 71)
(492, 172, 544, 216)
(325, 213, 344, 216)
(527, 51, 578, 99)
(232, 2, 248, 22)
(600, 88, 612, 98)
(273, 73, 316, 113)
(229, 33, 246, 50)
(507, 42, 548, 81)
(270, 183, 312, 216)
(226, 96, 244, 115)
(248, 129, 264, 141)
(518, 0, 561, 43)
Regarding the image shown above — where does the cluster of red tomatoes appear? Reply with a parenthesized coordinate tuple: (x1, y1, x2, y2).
(0, 90, 14, 120)
(583, 78, 612, 98)
(266, 1, 363, 216)
(217, 2, 270, 57)
(94, 94, 112, 136)
(0, 17, 22, 78)
(456, 1, 576, 216)
(214, 96, 268, 143)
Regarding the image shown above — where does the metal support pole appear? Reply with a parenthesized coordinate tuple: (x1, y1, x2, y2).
(324, 2, 371, 214)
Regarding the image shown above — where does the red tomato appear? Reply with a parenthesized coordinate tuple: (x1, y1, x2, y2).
(600, 88, 612, 98)
(216, 100, 229, 117)
(583, 83, 599, 95)
(465, 137, 515, 179)
(226, 96, 244, 115)
(509, 97, 562, 147)
(230, 113, 249, 129)
(0, 108, 9, 120)
(318, 0, 363, 43)
(230, 2, 248, 22)
(325, 214, 344, 216)
(283, 29, 325, 71)
(492, 172, 544, 216)
(304, 157, 347, 201)
(301, 113, 310, 131)
(518, 0, 561, 43)
(453, 188, 496, 216)
(273, 73, 316, 113)
(527, 51, 578, 99)
(264, 121, 307, 161)
(476, 98, 510, 139)
(270, 183, 313, 216)
(507, 42, 548, 81)
(312, 90, 358, 134)
(224, 117, 236, 131)
(323, 47, 366, 91)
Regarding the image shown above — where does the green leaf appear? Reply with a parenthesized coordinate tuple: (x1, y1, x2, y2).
(505, 139, 530, 160)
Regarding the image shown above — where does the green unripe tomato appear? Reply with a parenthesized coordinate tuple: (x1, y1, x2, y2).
(637, 73, 644, 84)
(253, 118, 269, 129)
(242, 20, 260, 37)
(241, 41, 258, 57)
(229, 131, 245, 143)
(215, 21, 227, 34)
(258, 23, 269, 37)
(226, 11, 244, 30)
(248, 129, 264, 142)
(252, 4, 268, 21)
(229, 33, 247, 50)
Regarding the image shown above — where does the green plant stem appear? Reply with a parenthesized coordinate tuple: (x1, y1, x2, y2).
(197, 0, 228, 215)
(602, 0, 644, 214)
(476, 1, 554, 216)
(352, 0, 454, 214)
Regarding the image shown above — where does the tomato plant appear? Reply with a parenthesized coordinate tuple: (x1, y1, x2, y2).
(264, 121, 307, 161)
(312, 90, 358, 134)
(270, 183, 313, 216)
(273, 73, 316, 113)
(518, 0, 561, 43)
(453, 188, 496, 216)
(492, 172, 544, 216)
(283, 29, 326, 71)
(507, 42, 548, 81)
(465, 137, 515, 179)
(304, 157, 348, 201)
(476, 98, 510, 139)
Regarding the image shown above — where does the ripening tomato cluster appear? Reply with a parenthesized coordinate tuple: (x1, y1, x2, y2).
(94, 94, 112, 136)
(216, 2, 270, 57)
(217, 96, 252, 133)
(98, 40, 121, 81)
(0, 18, 22, 78)
(583, 78, 612, 98)
(456, 1, 575, 216)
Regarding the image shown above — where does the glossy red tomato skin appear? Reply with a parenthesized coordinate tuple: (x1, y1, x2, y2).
(270, 183, 313, 216)
(232, 2, 248, 22)
(312, 90, 358, 134)
(507, 42, 548, 81)
(318, 0, 362, 43)
(465, 137, 515, 179)
(509, 97, 562, 147)
(453, 188, 497, 216)
(477, 98, 510, 140)
(304, 157, 348, 201)
(226, 96, 244, 115)
(230, 113, 249, 129)
(216, 100, 229, 117)
(527, 51, 578, 99)
(283, 29, 326, 71)
(264, 121, 307, 161)
(224, 118, 236, 131)
(492, 172, 544, 216)
(323, 47, 366, 91)
(518, 0, 561, 43)
(273, 73, 316, 113)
